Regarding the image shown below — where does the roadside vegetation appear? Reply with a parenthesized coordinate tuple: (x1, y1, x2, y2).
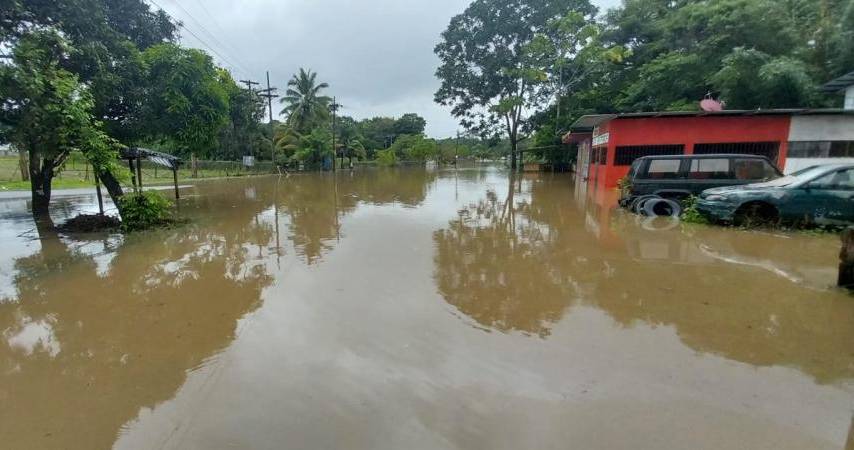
(434, 0, 853, 167)
(0, 0, 508, 232)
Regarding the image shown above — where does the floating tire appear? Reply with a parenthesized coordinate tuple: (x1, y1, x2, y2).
(642, 198, 682, 217)
(631, 195, 660, 214)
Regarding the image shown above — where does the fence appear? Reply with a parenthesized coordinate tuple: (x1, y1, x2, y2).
(0, 152, 275, 184)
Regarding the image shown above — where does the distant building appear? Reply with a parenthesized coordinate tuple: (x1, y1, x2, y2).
(565, 109, 854, 190)
(822, 71, 854, 110)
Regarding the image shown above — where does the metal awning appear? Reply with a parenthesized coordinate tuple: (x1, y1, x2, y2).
(119, 147, 182, 170)
(822, 71, 854, 92)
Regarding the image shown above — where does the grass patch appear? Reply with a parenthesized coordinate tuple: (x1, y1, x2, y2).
(680, 196, 710, 225)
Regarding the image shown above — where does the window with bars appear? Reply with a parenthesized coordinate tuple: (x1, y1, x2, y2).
(788, 141, 854, 158)
(614, 145, 684, 166)
(591, 147, 608, 165)
(693, 142, 780, 163)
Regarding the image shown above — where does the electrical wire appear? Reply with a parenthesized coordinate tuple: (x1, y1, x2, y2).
(164, 0, 254, 76)
(146, 0, 251, 79)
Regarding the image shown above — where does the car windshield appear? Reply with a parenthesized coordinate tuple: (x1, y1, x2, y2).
(755, 166, 830, 187)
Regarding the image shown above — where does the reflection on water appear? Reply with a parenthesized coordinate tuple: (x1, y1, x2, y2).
(435, 173, 854, 383)
(0, 184, 274, 449)
(0, 167, 852, 450)
(434, 174, 580, 337)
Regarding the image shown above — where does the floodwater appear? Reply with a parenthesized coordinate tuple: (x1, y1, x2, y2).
(0, 166, 852, 450)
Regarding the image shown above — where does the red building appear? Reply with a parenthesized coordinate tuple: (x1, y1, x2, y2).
(565, 110, 809, 191)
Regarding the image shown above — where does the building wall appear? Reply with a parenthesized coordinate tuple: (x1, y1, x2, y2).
(846, 86, 854, 110)
(590, 115, 791, 189)
(789, 115, 854, 141)
(787, 114, 854, 173)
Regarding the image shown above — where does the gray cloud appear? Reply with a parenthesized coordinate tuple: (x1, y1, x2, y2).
(156, 0, 619, 138)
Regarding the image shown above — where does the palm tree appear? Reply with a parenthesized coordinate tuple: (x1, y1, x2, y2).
(280, 68, 332, 134)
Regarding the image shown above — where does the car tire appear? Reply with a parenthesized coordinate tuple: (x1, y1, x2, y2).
(631, 195, 660, 214)
(642, 198, 682, 217)
(734, 202, 779, 227)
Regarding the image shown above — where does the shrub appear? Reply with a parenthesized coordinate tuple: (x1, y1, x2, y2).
(376, 148, 397, 166)
(680, 196, 709, 224)
(118, 191, 173, 231)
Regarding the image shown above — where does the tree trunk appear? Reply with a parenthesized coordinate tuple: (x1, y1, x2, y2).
(97, 168, 125, 207)
(29, 154, 53, 216)
(18, 150, 29, 181)
(509, 137, 518, 170)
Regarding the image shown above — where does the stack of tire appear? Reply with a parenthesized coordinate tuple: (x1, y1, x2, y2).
(625, 195, 682, 217)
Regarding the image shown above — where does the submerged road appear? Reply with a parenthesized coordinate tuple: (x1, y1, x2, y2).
(0, 167, 851, 450)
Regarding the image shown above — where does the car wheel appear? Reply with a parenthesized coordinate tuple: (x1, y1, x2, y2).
(734, 202, 779, 227)
(642, 198, 682, 217)
(631, 195, 660, 214)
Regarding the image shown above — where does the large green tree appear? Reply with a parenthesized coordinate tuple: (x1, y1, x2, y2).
(216, 71, 266, 160)
(435, 0, 597, 169)
(139, 44, 230, 160)
(392, 113, 427, 136)
(2, 0, 177, 143)
(0, 31, 122, 214)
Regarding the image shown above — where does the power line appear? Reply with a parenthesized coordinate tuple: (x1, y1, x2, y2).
(187, 0, 248, 63)
(162, 0, 254, 76)
(146, 0, 250, 79)
(239, 79, 260, 92)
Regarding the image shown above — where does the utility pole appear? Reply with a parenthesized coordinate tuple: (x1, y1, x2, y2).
(329, 96, 341, 172)
(239, 79, 260, 92)
(239, 79, 260, 159)
(455, 130, 461, 166)
(257, 71, 279, 172)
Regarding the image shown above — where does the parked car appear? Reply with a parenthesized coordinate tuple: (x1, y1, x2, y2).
(620, 154, 782, 215)
(697, 164, 854, 225)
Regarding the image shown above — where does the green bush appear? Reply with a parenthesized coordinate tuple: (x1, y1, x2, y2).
(376, 148, 397, 166)
(680, 196, 709, 224)
(118, 191, 173, 231)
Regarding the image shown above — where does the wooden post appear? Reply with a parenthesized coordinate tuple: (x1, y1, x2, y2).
(172, 167, 180, 200)
(93, 169, 104, 216)
(128, 159, 137, 192)
(840, 227, 854, 290)
(136, 157, 143, 189)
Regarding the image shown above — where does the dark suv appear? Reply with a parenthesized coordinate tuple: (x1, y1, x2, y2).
(622, 154, 782, 203)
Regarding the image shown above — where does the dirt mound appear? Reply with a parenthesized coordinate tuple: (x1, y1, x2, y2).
(59, 214, 122, 233)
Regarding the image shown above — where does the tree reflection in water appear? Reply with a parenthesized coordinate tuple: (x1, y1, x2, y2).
(0, 192, 274, 450)
(433, 174, 583, 338)
(278, 169, 437, 264)
(434, 173, 854, 383)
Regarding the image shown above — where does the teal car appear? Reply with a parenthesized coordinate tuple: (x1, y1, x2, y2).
(697, 164, 854, 225)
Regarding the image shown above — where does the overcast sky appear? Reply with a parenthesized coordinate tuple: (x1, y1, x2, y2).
(152, 0, 621, 138)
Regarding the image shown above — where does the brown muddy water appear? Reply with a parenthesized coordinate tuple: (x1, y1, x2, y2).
(0, 166, 852, 450)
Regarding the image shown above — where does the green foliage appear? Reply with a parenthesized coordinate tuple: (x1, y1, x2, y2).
(529, 0, 853, 145)
(280, 68, 332, 134)
(387, 134, 437, 161)
(118, 191, 174, 231)
(435, 0, 598, 166)
(292, 128, 332, 168)
(392, 113, 427, 136)
(140, 44, 230, 159)
(216, 70, 266, 160)
(680, 196, 710, 225)
(0, 30, 121, 191)
(375, 149, 397, 166)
